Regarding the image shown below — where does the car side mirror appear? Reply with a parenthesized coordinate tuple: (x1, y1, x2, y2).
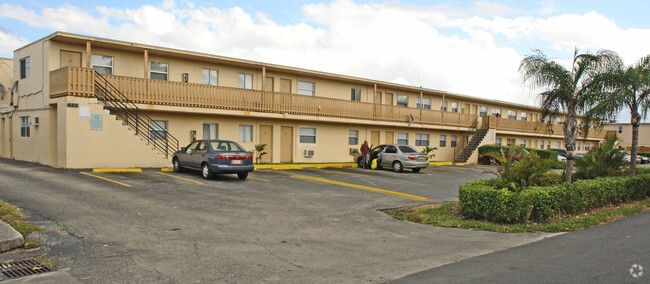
(181, 147, 187, 152)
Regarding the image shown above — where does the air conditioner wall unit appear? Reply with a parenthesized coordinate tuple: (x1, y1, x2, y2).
(30, 117, 39, 126)
(304, 149, 315, 157)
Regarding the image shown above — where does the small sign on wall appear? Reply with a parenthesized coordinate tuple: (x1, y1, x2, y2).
(90, 114, 103, 131)
(79, 106, 91, 120)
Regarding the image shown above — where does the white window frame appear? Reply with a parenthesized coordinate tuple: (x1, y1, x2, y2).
(508, 110, 517, 119)
(439, 135, 447, 147)
(298, 81, 315, 96)
(299, 127, 316, 144)
(351, 88, 361, 101)
(540, 140, 544, 150)
(239, 73, 253, 89)
(577, 142, 581, 151)
(507, 138, 515, 146)
(496, 138, 502, 146)
(618, 126, 623, 133)
(20, 57, 30, 79)
(237, 125, 252, 142)
(479, 106, 487, 117)
(348, 130, 359, 145)
(557, 117, 563, 125)
(451, 135, 457, 147)
(585, 143, 591, 151)
(203, 69, 218, 86)
(397, 132, 408, 144)
(492, 108, 502, 117)
(203, 123, 218, 140)
(415, 134, 429, 146)
(556, 142, 562, 148)
(396, 94, 408, 107)
(521, 112, 527, 121)
(547, 141, 551, 150)
(417, 97, 431, 109)
(20, 116, 30, 137)
(441, 101, 448, 111)
(451, 102, 458, 113)
(92, 54, 113, 75)
(520, 139, 526, 147)
(150, 62, 168, 81)
(149, 120, 167, 141)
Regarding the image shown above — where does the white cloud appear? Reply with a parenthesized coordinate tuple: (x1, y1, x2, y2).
(0, 0, 648, 109)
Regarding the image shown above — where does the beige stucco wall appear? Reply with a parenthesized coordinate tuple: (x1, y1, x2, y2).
(603, 123, 650, 149)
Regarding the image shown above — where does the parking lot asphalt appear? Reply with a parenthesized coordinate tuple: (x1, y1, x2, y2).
(0, 158, 553, 282)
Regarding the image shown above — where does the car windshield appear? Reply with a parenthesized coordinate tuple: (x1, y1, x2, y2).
(210, 141, 245, 152)
(398, 146, 418, 153)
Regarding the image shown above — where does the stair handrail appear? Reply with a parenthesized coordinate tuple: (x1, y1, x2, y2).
(453, 118, 479, 162)
(93, 71, 180, 159)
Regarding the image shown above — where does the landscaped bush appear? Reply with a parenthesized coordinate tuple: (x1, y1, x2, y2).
(525, 148, 558, 160)
(574, 136, 625, 180)
(489, 148, 562, 192)
(637, 152, 650, 158)
(459, 174, 650, 223)
(478, 144, 503, 154)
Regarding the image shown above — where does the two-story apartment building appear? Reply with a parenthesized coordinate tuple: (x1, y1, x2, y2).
(0, 32, 607, 168)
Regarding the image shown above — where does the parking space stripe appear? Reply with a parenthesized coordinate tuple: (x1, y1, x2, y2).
(248, 176, 270, 182)
(288, 173, 430, 201)
(156, 172, 204, 185)
(80, 172, 132, 188)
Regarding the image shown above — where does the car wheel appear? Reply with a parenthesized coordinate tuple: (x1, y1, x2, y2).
(412, 168, 421, 173)
(392, 161, 403, 173)
(237, 172, 248, 180)
(172, 158, 182, 173)
(201, 163, 213, 180)
(481, 156, 491, 165)
(357, 157, 364, 168)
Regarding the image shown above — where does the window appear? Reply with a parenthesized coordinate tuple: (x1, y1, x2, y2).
(539, 140, 544, 150)
(20, 57, 30, 79)
(492, 108, 502, 117)
(203, 69, 218, 86)
(203, 123, 218, 140)
(556, 142, 561, 148)
(397, 132, 408, 144)
(547, 141, 551, 150)
(496, 138, 502, 145)
(577, 142, 581, 151)
(479, 106, 487, 117)
(508, 110, 517, 119)
(396, 94, 408, 107)
(149, 120, 167, 141)
(298, 81, 314, 96)
(451, 135, 457, 147)
(239, 73, 253, 89)
(300, 127, 316, 143)
(507, 138, 515, 146)
(417, 97, 431, 109)
(351, 88, 361, 101)
(349, 130, 358, 145)
(451, 102, 458, 113)
(521, 112, 527, 121)
(92, 55, 113, 75)
(557, 117, 562, 125)
(149, 62, 168, 80)
(415, 134, 429, 146)
(618, 126, 623, 133)
(20, 117, 30, 137)
(441, 101, 448, 111)
(439, 135, 446, 147)
(239, 125, 252, 142)
(520, 139, 526, 147)
(585, 143, 591, 151)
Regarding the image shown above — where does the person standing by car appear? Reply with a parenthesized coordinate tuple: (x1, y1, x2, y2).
(360, 140, 369, 168)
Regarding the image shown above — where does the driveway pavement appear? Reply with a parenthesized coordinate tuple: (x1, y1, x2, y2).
(0, 159, 552, 282)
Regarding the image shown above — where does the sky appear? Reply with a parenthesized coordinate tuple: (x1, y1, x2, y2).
(0, 0, 649, 122)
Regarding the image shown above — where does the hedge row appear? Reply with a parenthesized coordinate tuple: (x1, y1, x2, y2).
(638, 152, 650, 158)
(459, 174, 650, 223)
(477, 145, 558, 160)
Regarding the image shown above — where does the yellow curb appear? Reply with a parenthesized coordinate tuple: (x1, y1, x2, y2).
(429, 162, 476, 166)
(160, 168, 174, 172)
(92, 168, 142, 173)
(255, 163, 356, 170)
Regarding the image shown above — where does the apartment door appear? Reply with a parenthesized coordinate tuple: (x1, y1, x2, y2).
(384, 93, 393, 105)
(280, 79, 292, 94)
(263, 76, 274, 92)
(465, 103, 471, 114)
(473, 105, 478, 115)
(259, 125, 273, 163)
(60, 50, 81, 68)
(385, 131, 394, 144)
(370, 131, 380, 147)
(280, 126, 293, 163)
(374, 91, 382, 104)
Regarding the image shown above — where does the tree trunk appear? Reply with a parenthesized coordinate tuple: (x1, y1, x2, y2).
(630, 112, 640, 176)
(563, 110, 578, 183)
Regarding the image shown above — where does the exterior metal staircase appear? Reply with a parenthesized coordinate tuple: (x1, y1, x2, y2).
(93, 72, 179, 159)
(453, 120, 489, 164)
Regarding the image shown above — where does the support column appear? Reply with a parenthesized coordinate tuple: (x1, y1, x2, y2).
(144, 49, 149, 79)
(85, 41, 91, 68)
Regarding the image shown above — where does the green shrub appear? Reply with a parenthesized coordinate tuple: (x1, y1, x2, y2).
(489, 145, 563, 192)
(574, 136, 625, 180)
(478, 144, 504, 154)
(459, 174, 650, 223)
(637, 152, 650, 158)
(525, 148, 558, 160)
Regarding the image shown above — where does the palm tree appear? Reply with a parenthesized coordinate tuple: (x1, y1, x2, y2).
(586, 54, 650, 175)
(519, 48, 618, 182)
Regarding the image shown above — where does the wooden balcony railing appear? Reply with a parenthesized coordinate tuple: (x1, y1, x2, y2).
(489, 116, 608, 139)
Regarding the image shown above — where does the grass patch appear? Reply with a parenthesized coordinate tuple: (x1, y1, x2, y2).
(385, 198, 650, 233)
(0, 200, 24, 221)
(34, 255, 56, 267)
(0, 199, 44, 249)
(7, 221, 44, 238)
